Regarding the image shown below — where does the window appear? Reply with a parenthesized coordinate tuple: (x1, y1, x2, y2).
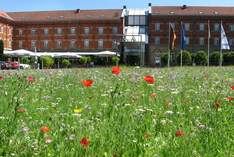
(214, 23, 220, 32)
(31, 40, 36, 48)
(19, 41, 23, 48)
(229, 38, 234, 46)
(199, 37, 205, 46)
(31, 29, 36, 35)
(98, 27, 104, 35)
(84, 39, 89, 48)
(214, 37, 219, 46)
(98, 39, 104, 48)
(84, 27, 90, 34)
(155, 36, 160, 45)
(128, 16, 134, 25)
(134, 16, 140, 25)
(112, 27, 118, 34)
(56, 28, 62, 35)
(139, 27, 145, 34)
(199, 23, 205, 31)
(70, 40, 76, 48)
(155, 23, 160, 32)
(139, 16, 146, 25)
(70, 27, 76, 34)
(229, 24, 234, 32)
(128, 15, 146, 26)
(56, 40, 62, 48)
(184, 23, 190, 31)
(185, 37, 190, 45)
(44, 28, 49, 35)
(19, 29, 23, 36)
(44, 40, 49, 49)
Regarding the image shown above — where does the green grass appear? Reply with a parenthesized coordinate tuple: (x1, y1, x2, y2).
(0, 67, 234, 157)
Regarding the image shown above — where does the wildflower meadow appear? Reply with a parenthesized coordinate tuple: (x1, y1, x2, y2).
(0, 67, 233, 157)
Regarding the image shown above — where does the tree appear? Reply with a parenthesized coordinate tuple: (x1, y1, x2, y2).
(40, 56, 54, 68)
(111, 56, 120, 65)
(194, 51, 208, 65)
(176, 50, 192, 66)
(20, 57, 31, 64)
(210, 52, 220, 66)
(62, 59, 71, 68)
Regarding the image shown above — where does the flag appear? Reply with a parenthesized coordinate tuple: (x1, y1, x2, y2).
(221, 24, 230, 50)
(180, 22, 186, 50)
(169, 23, 176, 50)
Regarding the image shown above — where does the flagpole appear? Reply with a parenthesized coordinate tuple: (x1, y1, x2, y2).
(180, 21, 183, 67)
(220, 20, 222, 67)
(168, 22, 170, 67)
(207, 20, 210, 67)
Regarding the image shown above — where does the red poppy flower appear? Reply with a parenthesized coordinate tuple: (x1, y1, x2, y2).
(175, 130, 184, 137)
(144, 75, 155, 84)
(27, 76, 34, 82)
(40, 126, 50, 133)
(80, 137, 89, 148)
(17, 107, 26, 113)
(226, 97, 234, 101)
(81, 80, 94, 87)
(231, 86, 234, 90)
(0, 76, 3, 81)
(112, 66, 121, 75)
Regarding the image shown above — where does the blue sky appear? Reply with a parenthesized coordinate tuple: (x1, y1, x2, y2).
(0, 0, 234, 12)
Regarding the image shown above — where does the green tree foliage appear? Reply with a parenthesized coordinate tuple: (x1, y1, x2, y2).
(194, 51, 208, 65)
(176, 50, 192, 66)
(40, 56, 54, 68)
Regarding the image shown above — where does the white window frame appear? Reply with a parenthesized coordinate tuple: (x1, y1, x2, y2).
(56, 40, 62, 48)
(214, 24, 220, 32)
(44, 40, 49, 49)
(70, 27, 76, 34)
(155, 36, 160, 45)
(199, 37, 205, 46)
(185, 23, 190, 31)
(31, 29, 36, 35)
(84, 27, 90, 35)
(112, 27, 118, 34)
(70, 40, 76, 48)
(199, 23, 205, 31)
(98, 39, 104, 48)
(98, 27, 104, 35)
(19, 41, 23, 48)
(155, 23, 160, 32)
(185, 37, 190, 45)
(84, 39, 89, 48)
(44, 28, 49, 35)
(56, 28, 62, 35)
(19, 29, 23, 36)
(31, 40, 36, 48)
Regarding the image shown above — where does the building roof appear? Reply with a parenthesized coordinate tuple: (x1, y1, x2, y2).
(6, 9, 122, 22)
(0, 11, 14, 21)
(152, 6, 234, 16)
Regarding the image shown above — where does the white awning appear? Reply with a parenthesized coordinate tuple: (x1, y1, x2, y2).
(4, 49, 34, 56)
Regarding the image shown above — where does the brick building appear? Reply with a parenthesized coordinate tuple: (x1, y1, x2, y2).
(1, 4, 234, 66)
(0, 12, 13, 50)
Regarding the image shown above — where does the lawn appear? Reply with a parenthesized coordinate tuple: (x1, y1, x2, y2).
(0, 67, 234, 157)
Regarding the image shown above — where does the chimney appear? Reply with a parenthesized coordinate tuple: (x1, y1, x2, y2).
(181, 5, 187, 10)
(123, 5, 126, 9)
(75, 9, 80, 13)
(148, 3, 152, 7)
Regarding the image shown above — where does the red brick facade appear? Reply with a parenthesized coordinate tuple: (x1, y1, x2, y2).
(0, 13, 13, 50)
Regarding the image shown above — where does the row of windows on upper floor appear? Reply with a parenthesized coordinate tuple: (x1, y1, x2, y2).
(17, 27, 119, 36)
(154, 23, 234, 32)
(18, 39, 116, 49)
(154, 36, 234, 46)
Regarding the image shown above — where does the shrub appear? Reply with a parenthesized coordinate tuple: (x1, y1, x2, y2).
(40, 56, 54, 68)
(223, 52, 234, 65)
(176, 50, 192, 66)
(161, 53, 169, 66)
(62, 59, 71, 68)
(194, 51, 207, 65)
(20, 57, 31, 64)
(210, 52, 220, 66)
(111, 56, 120, 65)
(79, 57, 88, 65)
